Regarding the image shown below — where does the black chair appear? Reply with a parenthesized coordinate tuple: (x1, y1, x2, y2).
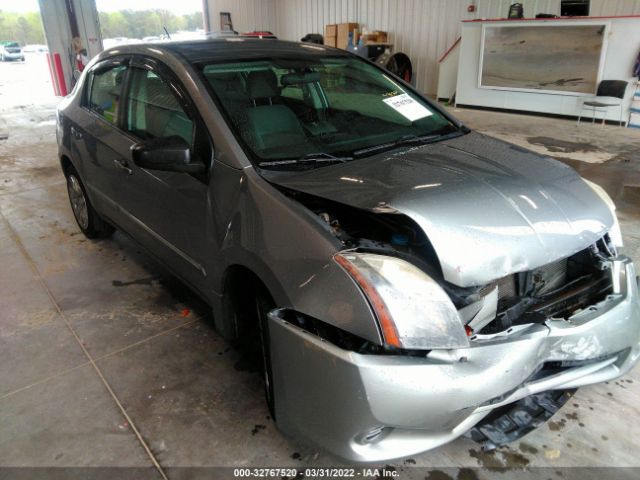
(577, 80, 629, 127)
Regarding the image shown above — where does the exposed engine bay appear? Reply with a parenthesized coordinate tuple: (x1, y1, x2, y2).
(281, 187, 617, 342)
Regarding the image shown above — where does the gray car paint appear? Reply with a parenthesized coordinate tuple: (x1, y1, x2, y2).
(262, 131, 615, 287)
(56, 39, 639, 462)
(57, 41, 383, 343)
(270, 258, 640, 461)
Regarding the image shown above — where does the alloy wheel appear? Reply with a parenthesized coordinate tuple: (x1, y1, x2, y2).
(67, 174, 89, 230)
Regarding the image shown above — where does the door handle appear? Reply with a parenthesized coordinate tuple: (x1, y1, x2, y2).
(113, 158, 132, 175)
(70, 126, 83, 139)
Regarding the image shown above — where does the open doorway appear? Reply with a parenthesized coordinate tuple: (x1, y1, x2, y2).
(0, 0, 54, 110)
(0, 0, 205, 112)
(96, 0, 204, 49)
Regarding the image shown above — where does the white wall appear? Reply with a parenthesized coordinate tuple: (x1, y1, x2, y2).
(475, 0, 640, 18)
(205, 0, 279, 33)
(590, 0, 640, 16)
(475, 0, 560, 18)
(455, 17, 640, 121)
(276, 0, 477, 96)
(203, 0, 640, 95)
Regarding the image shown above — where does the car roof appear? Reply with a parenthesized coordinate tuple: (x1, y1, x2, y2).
(135, 38, 352, 64)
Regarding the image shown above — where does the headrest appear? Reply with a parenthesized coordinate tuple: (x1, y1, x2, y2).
(247, 70, 278, 99)
(281, 72, 320, 86)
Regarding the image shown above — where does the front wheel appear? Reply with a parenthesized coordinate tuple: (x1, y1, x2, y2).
(65, 166, 115, 239)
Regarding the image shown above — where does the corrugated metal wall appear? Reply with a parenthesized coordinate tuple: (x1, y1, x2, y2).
(481, 0, 562, 17)
(204, 0, 640, 95)
(590, 0, 640, 15)
(205, 0, 279, 33)
(276, 0, 476, 95)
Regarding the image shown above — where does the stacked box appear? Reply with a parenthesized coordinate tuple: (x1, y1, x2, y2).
(337, 23, 359, 49)
(324, 24, 337, 47)
(361, 30, 389, 44)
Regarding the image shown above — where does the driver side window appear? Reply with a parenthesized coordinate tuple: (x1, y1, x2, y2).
(88, 64, 127, 125)
(125, 68, 194, 145)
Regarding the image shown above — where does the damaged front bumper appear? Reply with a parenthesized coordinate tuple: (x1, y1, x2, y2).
(268, 257, 640, 462)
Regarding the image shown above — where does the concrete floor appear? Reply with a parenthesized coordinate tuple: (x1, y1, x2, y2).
(1, 58, 640, 479)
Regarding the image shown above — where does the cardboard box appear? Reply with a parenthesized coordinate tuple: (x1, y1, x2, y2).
(325, 24, 337, 38)
(324, 36, 337, 48)
(362, 30, 389, 45)
(337, 22, 359, 49)
(373, 30, 388, 43)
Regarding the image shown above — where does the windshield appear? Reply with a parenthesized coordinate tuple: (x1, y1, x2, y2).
(201, 56, 459, 165)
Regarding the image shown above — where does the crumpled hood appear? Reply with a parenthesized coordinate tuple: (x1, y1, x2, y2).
(263, 132, 614, 287)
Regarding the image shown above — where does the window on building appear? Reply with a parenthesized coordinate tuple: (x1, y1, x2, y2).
(561, 0, 590, 17)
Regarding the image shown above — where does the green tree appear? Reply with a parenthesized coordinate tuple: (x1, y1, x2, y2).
(98, 9, 203, 39)
(0, 11, 44, 44)
(16, 17, 31, 44)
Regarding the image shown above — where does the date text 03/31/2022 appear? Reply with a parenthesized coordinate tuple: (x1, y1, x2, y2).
(233, 468, 400, 478)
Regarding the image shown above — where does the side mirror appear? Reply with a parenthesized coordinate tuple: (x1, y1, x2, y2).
(131, 136, 205, 174)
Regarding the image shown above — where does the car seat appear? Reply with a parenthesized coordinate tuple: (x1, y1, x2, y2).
(204, 71, 252, 138)
(246, 70, 307, 151)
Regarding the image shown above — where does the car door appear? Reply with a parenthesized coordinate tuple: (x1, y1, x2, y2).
(116, 56, 213, 292)
(71, 56, 132, 224)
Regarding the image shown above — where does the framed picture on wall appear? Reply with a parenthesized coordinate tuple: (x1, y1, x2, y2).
(478, 22, 609, 95)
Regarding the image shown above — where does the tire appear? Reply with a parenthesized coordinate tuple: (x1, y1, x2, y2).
(466, 389, 577, 450)
(64, 166, 115, 239)
(255, 290, 276, 419)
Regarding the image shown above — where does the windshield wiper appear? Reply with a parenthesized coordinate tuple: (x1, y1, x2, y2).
(259, 152, 353, 168)
(394, 134, 441, 146)
(353, 131, 463, 158)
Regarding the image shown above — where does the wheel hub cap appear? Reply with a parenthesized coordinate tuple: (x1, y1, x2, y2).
(67, 175, 89, 230)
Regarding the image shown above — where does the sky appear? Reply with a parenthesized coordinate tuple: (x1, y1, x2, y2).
(0, 0, 203, 14)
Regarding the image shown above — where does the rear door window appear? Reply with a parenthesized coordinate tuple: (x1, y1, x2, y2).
(88, 64, 127, 125)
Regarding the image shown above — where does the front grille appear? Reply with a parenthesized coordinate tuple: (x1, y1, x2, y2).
(474, 242, 614, 334)
(532, 258, 568, 296)
(497, 274, 516, 301)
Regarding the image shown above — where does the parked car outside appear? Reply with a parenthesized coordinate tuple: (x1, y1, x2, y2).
(56, 39, 640, 462)
(22, 44, 49, 54)
(0, 41, 25, 61)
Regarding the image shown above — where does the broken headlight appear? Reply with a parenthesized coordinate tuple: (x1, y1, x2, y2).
(583, 178, 623, 248)
(334, 252, 469, 350)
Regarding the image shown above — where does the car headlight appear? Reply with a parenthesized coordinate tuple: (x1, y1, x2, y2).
(583, 178, 623, 247)
(334, 252, 469, 350)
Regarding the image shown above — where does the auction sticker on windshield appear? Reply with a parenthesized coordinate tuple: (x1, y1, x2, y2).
(383, 93, 432, 122)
